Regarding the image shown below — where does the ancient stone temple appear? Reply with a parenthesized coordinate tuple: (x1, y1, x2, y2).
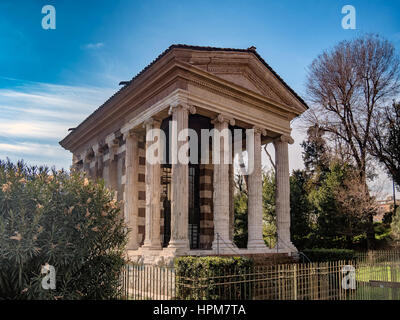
(60, 45, 308, 264)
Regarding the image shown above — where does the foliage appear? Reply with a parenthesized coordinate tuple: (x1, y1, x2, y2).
(175, 256, 253, 300)
(301, 125, 330, 176)
(373, 222, 392, 249)
(233, 189, 248, 248)
(290, 170, 314, 250)
(302, 248, 355, 262)
(391, 207, 400, 242)
(233, 171, 276, 248)
(307, 161, 377, 249)
(0, 160, 128, 300)
(262, 171, 276, 248)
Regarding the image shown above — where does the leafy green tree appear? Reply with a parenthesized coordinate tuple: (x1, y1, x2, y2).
(308, 161, 377, 249)
(233, 171, 276, 248)
(301, 125, 329, 177)
(262, 171, 276, 248)
(391, 207, 400, 242)
(233, 187, 248, 248)
(0, 160, 127, 299)
(290, 170, 314, 250)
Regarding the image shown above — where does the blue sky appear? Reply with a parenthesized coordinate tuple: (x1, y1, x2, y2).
(0, 0, 399, 196)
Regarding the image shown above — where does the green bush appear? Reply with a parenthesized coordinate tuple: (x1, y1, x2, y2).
(302, 248, 355, 262)
(0, 160, 128, 299)
(175, 256, 254, 300)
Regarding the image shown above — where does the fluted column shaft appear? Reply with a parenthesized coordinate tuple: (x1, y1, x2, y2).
(212, 114, 236, 251)
(168, 103, 195, 252)
(124, 131, 139, 250)
(247, 128, 267, 249)
(274, 136, 296, 252)
(143, 119, 162, 250)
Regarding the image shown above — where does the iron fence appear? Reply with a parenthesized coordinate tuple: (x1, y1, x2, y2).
(120, 264, 175, 300)
(119, 250, 400, 300)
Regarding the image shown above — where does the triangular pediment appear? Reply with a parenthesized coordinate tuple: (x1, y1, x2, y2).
(176, 48, 307, 113)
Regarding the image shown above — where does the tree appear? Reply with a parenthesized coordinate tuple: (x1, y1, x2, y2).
(290, 170, 314, 250)
(334, 170, 379, 249)
(233, 183, 248, 248)
(301, 125, 330, 176)
(369, 102, 400, 188)
(307, 160, 378, 249)
(233, 170, 276, 248)
(262, 171, 276, 248)
(306, 34, 400, 186)
(391, 207, 400, 243)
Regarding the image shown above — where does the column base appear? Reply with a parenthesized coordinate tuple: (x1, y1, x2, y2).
(212, 238, 238, 254)
(167, 239, 189, 255)
(247, 239, 268, 250)
(276, 240, 297, 253)
(127, 245, 140, 251)
(141, 240, 162, 251)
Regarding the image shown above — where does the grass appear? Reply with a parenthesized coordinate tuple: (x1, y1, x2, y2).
(356, 264, 400, 282)
(351, 263, 400, 300)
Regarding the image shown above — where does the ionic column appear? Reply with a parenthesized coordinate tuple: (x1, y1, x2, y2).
(229, 162, 234, 241)
(124, 130, 139, 250)
(167, 103, 196, 253)
(274, 135, 297, 252)
(247, 127, 267, 249)
(72, 154, 83, 172)
(83, 149, 93, 177)
(105, 137, 119, 195)
(93, 144, 104, 180)
(211, 114, 236, 252)
(142, 118, 162, 250)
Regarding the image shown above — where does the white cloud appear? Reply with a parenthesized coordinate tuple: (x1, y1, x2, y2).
(0, 80, 115, 169)
(83, 42, 105, 49)
(0, 142, 63, 158)
(0, 120, 65, 139)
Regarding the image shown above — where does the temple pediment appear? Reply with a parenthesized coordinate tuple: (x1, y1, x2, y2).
(172, 46, 307, 113)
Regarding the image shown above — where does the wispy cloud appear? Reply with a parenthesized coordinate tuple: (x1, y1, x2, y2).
(83, 42, 105, 49)
(0, 80, 115, 169)
(0, 142, 63, 158)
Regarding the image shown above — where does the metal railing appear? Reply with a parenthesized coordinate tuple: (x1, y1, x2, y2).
(119, 264, 175, 300)
(119, 250, 400, 300)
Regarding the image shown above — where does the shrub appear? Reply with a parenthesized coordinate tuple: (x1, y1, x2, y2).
(0, 160, 128, 299)
(175, 256, 253, 300)
(301, 248, 355, 262)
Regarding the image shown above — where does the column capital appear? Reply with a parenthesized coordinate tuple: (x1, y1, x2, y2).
(211, 113, 235, 126)
(122, 128, 141, 140)
(92, 143, 106, 157)
(105, 135, 120, 161)
(252, 126, 267, 136)
(168, 102, 196, 115)
(274, 134, 294, 145)
(83, 148, 94, 163)
(143, 117, 162, 129)
(72, 158, 83, 170)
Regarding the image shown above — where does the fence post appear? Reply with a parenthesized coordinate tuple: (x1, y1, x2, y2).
(293, 264, 297, 300)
